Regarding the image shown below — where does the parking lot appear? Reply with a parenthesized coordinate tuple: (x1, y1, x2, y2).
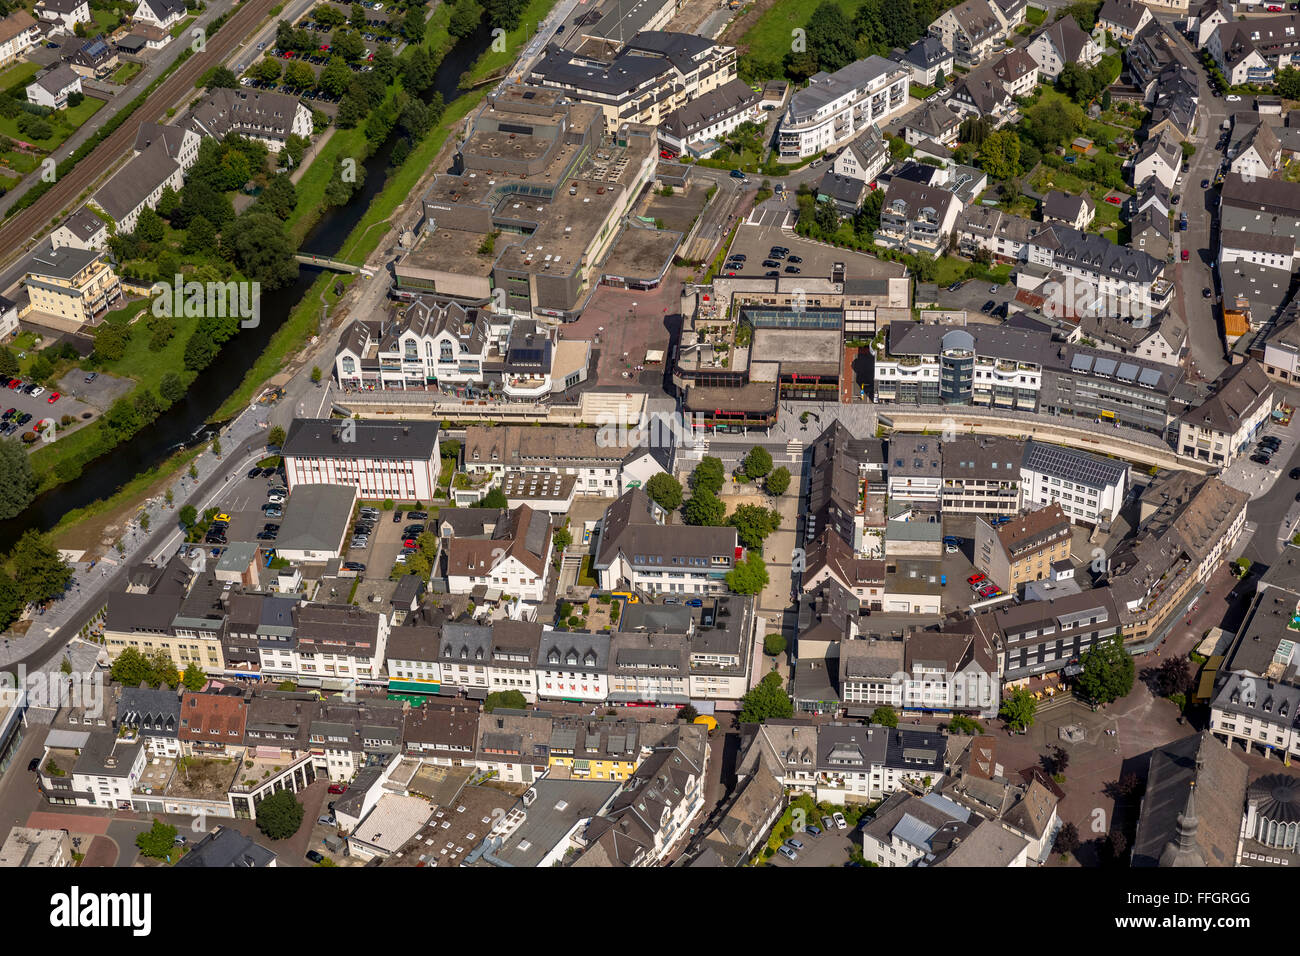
(0, 376, 97, 443)
(1220, 416, 1300, 500)
(204, 469, 289, 545)
(346, 506, 432, 580)
(724, 215, 906, 283)
(766, 824, 857, 868)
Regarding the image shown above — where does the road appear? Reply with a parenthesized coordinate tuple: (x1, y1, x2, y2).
(1166, 17, 1230, 382)
(0, 0, 283, 280)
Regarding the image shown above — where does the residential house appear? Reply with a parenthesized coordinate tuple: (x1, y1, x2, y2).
(816, 171, 870, 214)
(64, 34, 116, 79)
(940, 435, 1024, 516)
(874, 178, 962, 255)
(1133, 130, 1182, 191)
(1041, 190, 1096, 230)
(21, 244, 122, 328)
(441, 504, 553, 602)
(34, 0, 88, 36)
(930, 0, 1011, 68)
(982, 587, 1121, 684)
(1230, 122, 1281, 181)
(184, 87, 313, 152)
(1027, 15, 1102, 79)
(1176, 359, 1274, 466)
(132, 0, 186, 29)
(776, 56, 910, 160)
(657, 78, 760, 159)
(178, 690, 247, 757)
(49, 206, 108, 252)
(1129, 205, 1172, 261)
(89, 137, 184, 234)
(829, 125, 889, 185)
(902, 100, 961, 147)
(1099, 0, 1153, 42)
(895, 36, 954, 86)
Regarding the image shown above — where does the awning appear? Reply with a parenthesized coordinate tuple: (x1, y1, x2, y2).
(321, 678, 354, 691)
(388, 680, 440, 694)
(465, 687, 488, 701)
(295, 677, 322, 688)
(690, 700, 716, 715)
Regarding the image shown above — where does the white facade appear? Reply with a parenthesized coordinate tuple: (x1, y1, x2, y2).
(778, 57, 910, 160)
(1027, 25, 1101, 79)
(535, 641, 609, 703)
(132, 0, 185, 30)
(0, 14, 41, 66)
(1219, 236, 1293, 272)
(286, 450, 440, 501)
(26, 70, 82, 110)
(448, 552, 551, 603)
(34, 1, 88, 35)
(68, 743, 147, 809)
(1020, 462, 1128, 526)
(1230, 144, 1276, 182)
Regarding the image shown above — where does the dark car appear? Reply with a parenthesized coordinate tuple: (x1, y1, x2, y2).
(788, 255, 802, 264)
(1201, 179, 1210, 189)
(392, 510, 404, 522)
(1203, 288, 1213, 298)
(762, 259, 780, 268)
(403, 524, 425, 536)
(264, 524, 281, 533)
(342, 561, 366, 572)
(980, 300, 995, 313)
(730, 254, 746, 261)
(256, 531, 276, 540)
(16, 413, 31, 426)
(784, 265, 800, 273)
(1290, 467, 1300, 480)
(306, 850, 325, 864)
(28, 757, 39, 772)
(407, 511, 428, 520)
(248, 467, 263, 478)
(1251, 454, 1273, 465)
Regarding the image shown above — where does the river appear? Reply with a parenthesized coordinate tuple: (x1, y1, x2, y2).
(0, 24, 494, 552)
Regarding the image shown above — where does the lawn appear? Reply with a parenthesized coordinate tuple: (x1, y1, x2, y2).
(732, 0, 859, 78)
(111, 61, 143, 85)
(0, 61, 39, 94)
(464, 0, 560, 87)
(171, 15, 197, 39)
(932, 256, 969, 286)
(91, 8, 123, 35)
(1026, 5, 1047, 25)
(0, 96, 105, 152)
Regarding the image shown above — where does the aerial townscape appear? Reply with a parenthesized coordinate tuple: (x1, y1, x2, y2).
(0, 0, 1292, 910)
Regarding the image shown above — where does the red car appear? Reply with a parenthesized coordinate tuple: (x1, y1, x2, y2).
(47, 391, 60, 403)
(978, 584, 1000, 598)
(403, 537, 417, 548)
(1181, 249, 1189, 261)
(1104, 195, 1123, 205)
(327, 783, 347, 794)
(967, 573, 985, 586)
(1268, 4, 1283, 10)
(7, 380, 20, 389)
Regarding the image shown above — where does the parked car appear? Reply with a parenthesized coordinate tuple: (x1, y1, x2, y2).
(1251, 454, 1272, 465)
(306, 850, 325, 863)
(342, 562, 366, 573)
(407, 510, 428, 520)
(832, 812, 848, 830)
(968, 573, 985, 586)
(1226, 94, 1242, 102)
(328, 783, 348, 794)
(805, 825, 822, 837)
(248, 467, 264, 479)
(318, 815, 336, 826)
(47, 391, 59, 403)
(777, 845, 798, 861)
(1104, 195, 1123, 205)
(786, 838, 804, 850)
(1181, 249, 1189, 261)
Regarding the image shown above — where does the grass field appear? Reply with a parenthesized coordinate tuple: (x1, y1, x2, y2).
(111, 61, 143, 85)
(462, 0, 560, 87)
(0, 96, 106, 152)
(734, 0, 858, 75)
(0, 61, 39, 93)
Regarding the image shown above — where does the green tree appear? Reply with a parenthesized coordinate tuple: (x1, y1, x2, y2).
(202, 66, 238, 90)
(1000, 687, 1038, 731)
(179, 504, 198, 528)
(683, 491, 727, 527)
(726, 552, 769, 595)
(267, 425, 286, 446)
(0, 575, 20, 632)
(741, 445, 773, 481)
(148, 649, 178, 688)
(311, 366, 323, 384)
(0, 347, 16, 376)
(401, 4, 426, 38)
(449, 0, 482, 38)
(765, 466, 791, 496)
(481, 487, 508, 509)
(727, 504, 780, 549)
(283, 60, 316, 89)
(111, 646, 152, 688)
(803, 2, 858, 72)
(690, 456, 725, 495)
(484, 690, 528, 712)
(160, 371, 187, 404)
(1054, 821, 1081, 857)
(739, 670, 793, 723)
(552, 528, 572, 553)
(978, 129, 1022, 181)
(871, 706, 899, 728)
(350, 2, 367, 26)
(1076, 634, 1135, 704)
(211, 436, 222, 458)
(255, 789, 305, 840)
(94, 322, 132, 362)
(645, 472, 683, 511)
(946, 715, 984, 735)
(763, 632, 787, 656)
(318, 55, 353, 98)
(11, 531, 72, 605)
(231, 213, 298, 290)
(135, 820, 178, 859)
(0, 439, 36, 519)
(253, 58, 282, 84)
(258, 174, 297, 220)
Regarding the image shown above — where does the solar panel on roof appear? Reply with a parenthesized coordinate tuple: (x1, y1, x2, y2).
(1070, 353, 1093, 372)
(1117, 362, 1139, 382)
(1093, 357, 1117, 376)
(1138, 367, 1162, 387)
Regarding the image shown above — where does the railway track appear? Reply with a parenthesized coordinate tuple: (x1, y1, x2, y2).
(0, 0, 280, 263)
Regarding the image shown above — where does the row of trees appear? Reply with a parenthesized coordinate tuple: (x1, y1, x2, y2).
(110, 646, 208, 692)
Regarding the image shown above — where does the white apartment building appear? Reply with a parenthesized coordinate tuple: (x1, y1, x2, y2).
(33, 0, 88, 36)
(1176, 360, 1274, 466)
(778, 56, 910, 160)
(1020, 440, 1129, 526)
(281, 418, 441, 501)
(535, 632, 611, 704)
(1219, 230, 1293, 273)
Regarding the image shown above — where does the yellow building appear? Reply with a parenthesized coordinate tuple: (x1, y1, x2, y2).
(548, 717, 646, 781)
(976, 504, 1072, 592)
(22, 245, 122, 327)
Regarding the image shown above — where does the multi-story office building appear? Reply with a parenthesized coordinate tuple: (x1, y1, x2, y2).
(281, 418, 441, 501)
(940, 436, 1024, 516)
(1020, 440, 1129, 527)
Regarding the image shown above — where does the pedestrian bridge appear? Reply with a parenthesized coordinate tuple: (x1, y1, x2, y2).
(294, 254, 368, 275)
